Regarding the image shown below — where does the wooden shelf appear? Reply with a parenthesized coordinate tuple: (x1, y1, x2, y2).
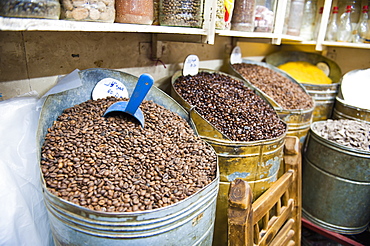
(0, 17, 207, 35)
(216, 30, 277, 39)
(321, 41, 370, 49)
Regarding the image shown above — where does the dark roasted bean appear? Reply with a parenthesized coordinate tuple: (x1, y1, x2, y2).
(173, 71, 286, 141)
(41, 98, 217, 212)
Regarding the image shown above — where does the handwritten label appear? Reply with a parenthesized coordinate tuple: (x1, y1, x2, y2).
(230, 46, 242, 64)
(92, 78, 129, 100)
(183, 55, 199, 76)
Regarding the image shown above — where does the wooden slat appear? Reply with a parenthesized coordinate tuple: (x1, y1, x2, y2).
(269, 219, 295, 246)
(280, 230, 295, 246)
(258, 199, 294, 245)
(252, 171, 294, 223)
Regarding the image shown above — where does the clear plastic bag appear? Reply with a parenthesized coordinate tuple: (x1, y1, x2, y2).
(0, 93, 53, 246)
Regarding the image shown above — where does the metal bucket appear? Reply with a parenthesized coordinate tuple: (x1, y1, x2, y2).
(265, 51, 342, 122)
(229, 60, 314, 143)
(333, 69, 370, 123)
(37, 68, 220, 246)
(302, 122, 370, 234)
(333, 97, 370, 123)
(170, 69, 287, 246)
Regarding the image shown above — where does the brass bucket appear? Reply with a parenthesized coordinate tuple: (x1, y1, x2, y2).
(229, 60, 314, 143)
(302, 122, 370, 234)
(170, 69, 287, 246)
(37, 68, 220, 246)
(265, 51, 342, 122)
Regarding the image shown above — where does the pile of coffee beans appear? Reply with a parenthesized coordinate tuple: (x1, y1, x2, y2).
(173, 71, 286, 142)
(232, 63, 314, 110)
(41, 97, 217, 212)
(313, 119, 370, 151)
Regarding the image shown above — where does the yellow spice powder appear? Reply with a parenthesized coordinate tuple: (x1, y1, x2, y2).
(278, 61, 332, 85)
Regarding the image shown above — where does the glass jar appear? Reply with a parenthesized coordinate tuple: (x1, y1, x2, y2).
(0, 0, 60, 19)
(60, 0, 115, 23)
(254, 0, 276, 32)
(115, 0, 153, 24)
(231, 0, 256, 32)
(285, 0, 305, 36)
(159, 0, 203, 28)
(300, 0, 317, 40)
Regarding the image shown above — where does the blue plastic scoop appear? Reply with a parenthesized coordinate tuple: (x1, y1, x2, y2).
(103, 73, 154, 127)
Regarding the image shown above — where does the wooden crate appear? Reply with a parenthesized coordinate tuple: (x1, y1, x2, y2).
(227, 136, 302, 246)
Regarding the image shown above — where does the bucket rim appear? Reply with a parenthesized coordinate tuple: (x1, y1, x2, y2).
(309, 120, 370, 155)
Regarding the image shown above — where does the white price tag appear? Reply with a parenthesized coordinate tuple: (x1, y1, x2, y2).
(183, 55, 199, 76)
(92, 78, 129, 100)
(230, 46, 242, 64)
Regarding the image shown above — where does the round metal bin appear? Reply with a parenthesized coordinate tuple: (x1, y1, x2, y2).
(229, 59, 314, 143)
(170, 69, 287, 246)
(333, 97, 370, 123)
(265, 51, 342, 122)
(333, 69, 370, 123)
(302, 122, 370, 234)
(37, 68, 220, 246)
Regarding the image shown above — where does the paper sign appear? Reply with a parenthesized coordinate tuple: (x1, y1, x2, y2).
(183, 55, 199, 76)
(230, 46, 242, 64)
(92, 78, 129, 100)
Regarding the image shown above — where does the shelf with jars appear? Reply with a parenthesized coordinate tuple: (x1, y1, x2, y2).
(0, 0, 218, 44)
(0, 0, 369, 50)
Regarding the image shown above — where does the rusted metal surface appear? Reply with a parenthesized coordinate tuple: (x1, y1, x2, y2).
(37, 68, 220, 246)
(302, 123, 370, 234)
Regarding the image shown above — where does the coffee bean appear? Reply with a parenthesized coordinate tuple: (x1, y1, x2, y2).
(41, 97, 217, 212)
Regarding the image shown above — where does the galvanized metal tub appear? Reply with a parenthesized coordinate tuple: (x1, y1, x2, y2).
(37, 68, 220, 246)
(302, 122, 370, 234)
(229, 59, 314, 143)
(265, 51, 342, 122)
(170, 69, 287, 246)
(333, 97, 370, 123)
(333, 69, 370, 123)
